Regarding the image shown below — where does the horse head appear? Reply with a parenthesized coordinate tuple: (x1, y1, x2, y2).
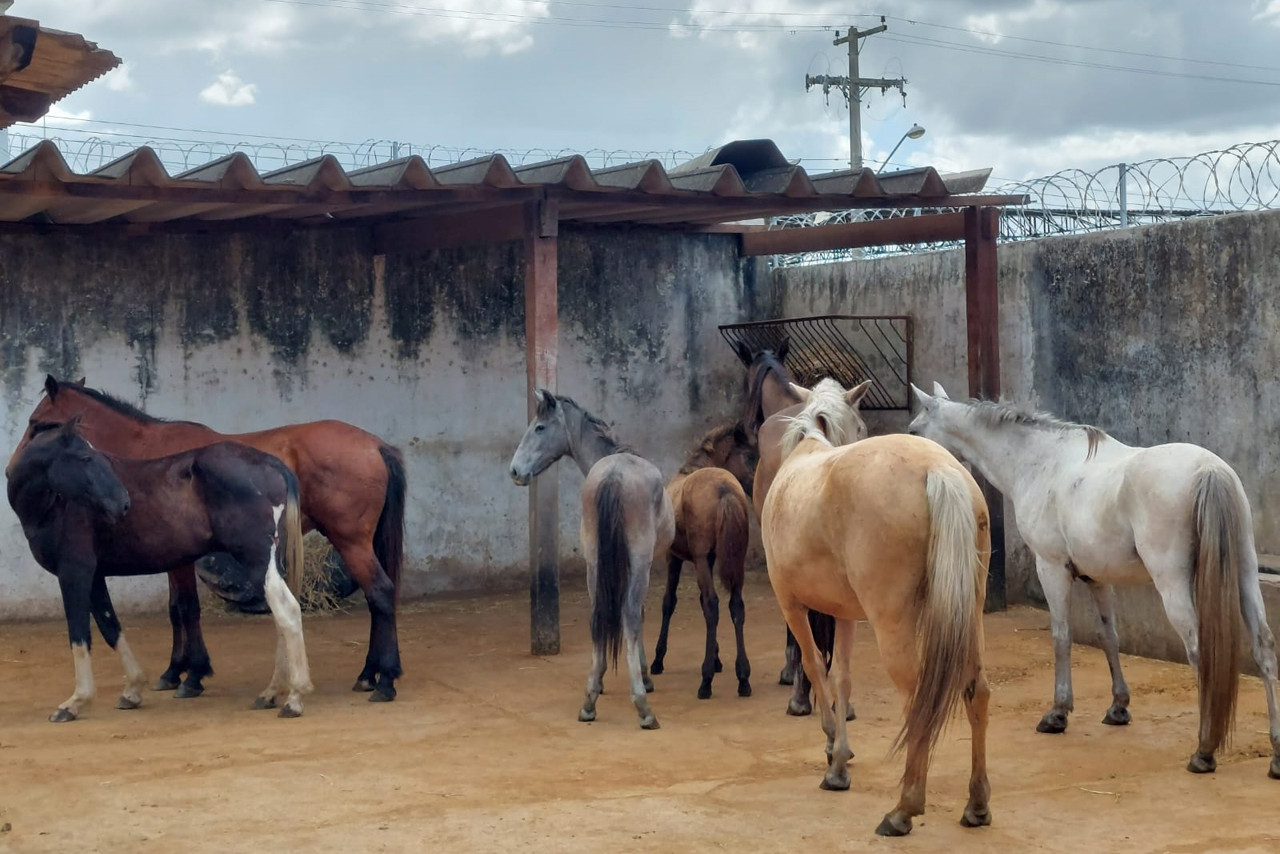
(510, 389, 572, 486)
(7, 417, 131, 524)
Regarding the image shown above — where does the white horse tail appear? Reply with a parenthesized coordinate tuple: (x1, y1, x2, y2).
(894, 466, 985, 761)
(1192, 465, 1245, 751)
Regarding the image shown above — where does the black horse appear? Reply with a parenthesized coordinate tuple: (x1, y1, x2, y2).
(4, 418, 311, 721)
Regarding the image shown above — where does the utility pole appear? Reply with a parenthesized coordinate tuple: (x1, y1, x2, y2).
(805, 17, 908, 171)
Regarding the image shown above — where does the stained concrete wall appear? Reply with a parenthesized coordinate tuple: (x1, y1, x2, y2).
(771, 208, 1280, 667)
(0, 226, 754, 619)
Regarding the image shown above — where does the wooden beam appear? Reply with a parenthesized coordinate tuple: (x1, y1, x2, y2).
(373, 203, 526, 253)
(964, 206, 1006, 611)
(526, 194, 561, 656)
(741, 212, 966, 255)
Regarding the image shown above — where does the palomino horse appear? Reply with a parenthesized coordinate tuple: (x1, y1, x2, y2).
(510, 390, 674, 729)
(11, 376, 406, 702)
(732, 339, 836, 689)
(753, 379, 871, 716)
(764, 379, 992, 837)
(5, 419, 311, 721)
(909, 383, 1280, 779)
(651, 424, 755, 699)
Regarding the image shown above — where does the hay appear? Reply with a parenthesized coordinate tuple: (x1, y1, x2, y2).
(297, 532, 348, 614)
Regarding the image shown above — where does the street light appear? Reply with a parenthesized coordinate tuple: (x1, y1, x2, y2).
(878, 123, 926, 171)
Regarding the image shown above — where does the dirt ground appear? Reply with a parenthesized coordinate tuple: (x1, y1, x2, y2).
(0, 573, 1277, 854)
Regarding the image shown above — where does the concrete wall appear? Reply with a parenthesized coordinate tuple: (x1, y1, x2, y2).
(771, 208, 1280, 665)
(0, 226, 754, 619)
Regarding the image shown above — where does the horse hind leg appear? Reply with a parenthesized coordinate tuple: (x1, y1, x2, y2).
(960, 661, 993, 828)
(728, 581, 751, 698)
(172, 566, 213, 699)
(336, 540, 401, 702)
(650, 555, 682, 677)
(1088, 583, 1132, 726)
(155, 570, 186, 691)
(1149, 569, 1217, 772)
(260, 525, 313, 718)
(89, 575, 146, 711)
(695, 556, 719, 700)
(780, 602, 843, 789)
(1239, 565, 1280, 779)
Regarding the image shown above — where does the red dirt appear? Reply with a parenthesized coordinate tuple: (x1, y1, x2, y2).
(0, 573, 1276, 853)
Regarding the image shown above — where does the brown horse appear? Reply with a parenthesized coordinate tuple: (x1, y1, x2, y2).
(10, 376, 407, 702)
(651, 424, 756, 699)
(754, 380, 872, 717)
(764, 379, 992, 837)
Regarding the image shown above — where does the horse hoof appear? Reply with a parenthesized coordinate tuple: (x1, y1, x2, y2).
(352, 678, 376, 693)
(643, 675, 655, 694)
(639, 714, 660, 730)
(1102, 705, 1131, 726)
(278, 705, 303, 719)
(1187, 752, 1216, 774)
(737, 680, 752, 698)
(714, 658, 723, 673)
(697, 682, 712, 700)
(819, 773, 850, 792)
(48, 708, 77, 723)
(875, 814, 913, 837)
(778, 666, 795, 686)
(368, 688, 395, 703)
(174, 683, 203, 700)
(1036, 711, 1068, 734)
(650, 661, 665, 676)
(846, 706, 857, 722)
(154, 676, 181, 692)
(252, 696, 277, 710)
(115, 696, 141, 711)
(961, 805, 992, 828)
(786, 699, 812, 717)
(1269, 756, 1280, 779)
(578, 708, 596, 723)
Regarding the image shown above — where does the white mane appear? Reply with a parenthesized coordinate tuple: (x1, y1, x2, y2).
(781, 378, 854, 458)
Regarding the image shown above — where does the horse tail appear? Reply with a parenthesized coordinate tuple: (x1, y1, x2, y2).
(374, 444, 407, 606)
(894, 466, 985, 761)
(714, 483, 750, 590)
(1192, 465, 1245, 751)
(281, 469, 306, 598)
(592, 475, 630, 669)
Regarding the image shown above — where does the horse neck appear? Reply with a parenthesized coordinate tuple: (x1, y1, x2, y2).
(761, 369, 802, 419)
(940, 408, 1068, 494)
(69, 392, 219, 453)
(564, 406, 622, 476)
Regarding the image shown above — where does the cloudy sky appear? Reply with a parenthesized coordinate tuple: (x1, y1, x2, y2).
(11, 0, 1280, 185)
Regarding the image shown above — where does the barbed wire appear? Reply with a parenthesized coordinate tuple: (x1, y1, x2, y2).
(772, 138, 1280, 265)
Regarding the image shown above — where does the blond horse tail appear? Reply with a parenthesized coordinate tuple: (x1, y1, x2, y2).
(282, 473, 305, 599)
(893, 466, 985, 761)
(1192, 465, 1244, 751)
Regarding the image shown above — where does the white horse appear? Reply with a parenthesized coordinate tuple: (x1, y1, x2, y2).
(908, 383, 1280, 779)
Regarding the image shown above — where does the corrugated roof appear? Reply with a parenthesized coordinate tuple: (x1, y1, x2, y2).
(0, 138, 1024, 238)
(1, 15, 120, 128)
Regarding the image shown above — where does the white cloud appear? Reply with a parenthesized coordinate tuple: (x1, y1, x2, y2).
(102, 62, 133, 92)
(199, 71, 257, 107)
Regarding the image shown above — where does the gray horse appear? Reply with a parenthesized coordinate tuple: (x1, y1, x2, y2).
(510, 390, 674, 729)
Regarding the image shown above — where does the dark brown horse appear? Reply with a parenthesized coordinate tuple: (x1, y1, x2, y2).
(9, 376, 407, 701)
(5, 419, 311, 721)
(651, 424, 756, 699)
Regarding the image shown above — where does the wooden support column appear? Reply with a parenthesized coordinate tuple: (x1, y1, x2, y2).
(526, 194, 561, 655)
(964, 206, 1007, 611)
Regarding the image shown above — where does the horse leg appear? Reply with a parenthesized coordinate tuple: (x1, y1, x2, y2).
(960, 662, 993, 828)
(173, 565, 213, 699)
(89, 575, 146, 711)
(260, 550, 313, 718)
(1088, 583, 1132, 725)
(786, 632, 813, 715)
(780, 626, 798, 685)
(876, 623, 929, 836)
(580, 562, 607, 722)
(155, 570, 186, 691)
(1150, 570, 1216, 772)
(52, 569, 95, 723)
(650, 555, 682, 677)
(729, 580, 751, 698)
(336, 541, 401, 702)
(253, 631, 289, 711)
(781, 603, 842, 789)
(1240, 565, 1280, 779)
(695, 556, 719, 700)
(826, 618, 856, 788)
(627, 548, 659, 729)
(1035, 559, 1075, 734)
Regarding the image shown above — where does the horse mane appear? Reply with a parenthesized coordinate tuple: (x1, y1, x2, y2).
(69, 385, 162, 423)
(555, 394, 634, 456)
(781, 379, 853, 457)
(968, 399, 1108, 460)
(742, 350, 791, 434)
(678, 423, 740, 474)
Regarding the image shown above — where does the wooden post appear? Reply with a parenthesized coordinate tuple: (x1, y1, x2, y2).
(964, 206, 1007, 611)
(525, 194, 561, 655)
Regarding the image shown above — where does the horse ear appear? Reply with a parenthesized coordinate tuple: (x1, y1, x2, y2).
(776, 337, 790, 363)
(535, 389, 557, 415)
(730, 340, 752, 365)
(75, 377, 86, 386)
(932, 381, 950, 400)
(60, 414, 83, 436)
(845, 380, 874, 409)
(44, 374, 59, 399)
(788, 382, 811, 403)
(910, 383, 937, 411)
(732, 422, 749, 445)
